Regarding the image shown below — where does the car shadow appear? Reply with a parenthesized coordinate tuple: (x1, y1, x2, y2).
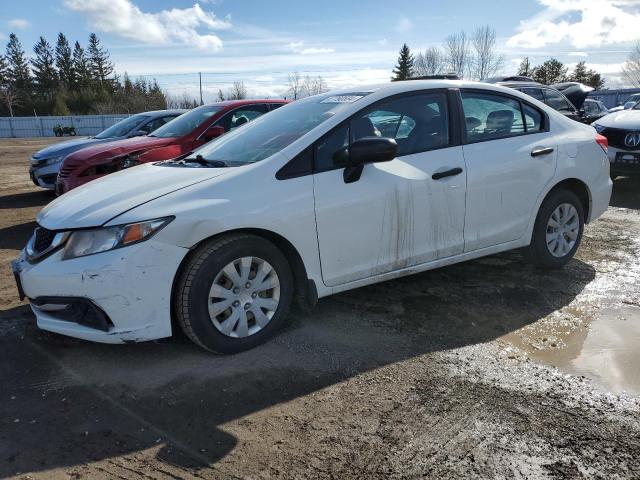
(610, 176, 640, 209)
(0, 251, 596, 476)
(0, 190, 53, 210)
(0, 221, 36, 250)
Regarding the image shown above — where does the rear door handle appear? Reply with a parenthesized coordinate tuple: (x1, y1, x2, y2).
(531, 147, 554, 157)
(432, 167, 463, 180)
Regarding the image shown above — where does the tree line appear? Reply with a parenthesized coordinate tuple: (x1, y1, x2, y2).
(0, 32, 170, 116)
(391, 26, 605, 89)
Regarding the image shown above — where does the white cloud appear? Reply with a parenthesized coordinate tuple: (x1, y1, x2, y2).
(378, 38, 388, 46)
(287, 41, 335, 55)
(568, 51, 588, 57)
(63, 0, 231, 51)
(395, 17, 413, 33)
(507, 0, 640, 49)
(8, 19, 29, 29)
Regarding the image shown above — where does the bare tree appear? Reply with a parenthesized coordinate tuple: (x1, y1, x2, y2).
(622, 42, 640, 87)
(471, 25, 504, 80)
(443, 31, 471, 78)
(302, 75, 328, 97)
(0, 86, 21, 117)
(217, 88, 225, 101)
(227, 80, 247, 100)
(414, 47, 444, 76)
(287, 72, 302, 100)
(166, 92, 199, 109)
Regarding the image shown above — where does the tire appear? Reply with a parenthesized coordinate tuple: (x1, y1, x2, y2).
(174, 233, 293, 354)
(524, 189, 585, 269)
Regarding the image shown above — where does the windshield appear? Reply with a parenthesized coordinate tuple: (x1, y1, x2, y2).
(150, 105, 221, 138)
(95, 115, 147, 139)
(633, 102, 640, 110)
(186, 94, 369, 165)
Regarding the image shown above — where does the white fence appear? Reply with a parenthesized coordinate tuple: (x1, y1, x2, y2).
(0, 115, 129, 138)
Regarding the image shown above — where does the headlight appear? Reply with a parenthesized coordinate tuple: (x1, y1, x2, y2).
(593, 124, 606, 134)
(44, 155, 66, 166)
(62, 217, 173, 260)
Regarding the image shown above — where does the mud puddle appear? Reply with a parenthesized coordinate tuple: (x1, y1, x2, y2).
(503, 305, 640, 395)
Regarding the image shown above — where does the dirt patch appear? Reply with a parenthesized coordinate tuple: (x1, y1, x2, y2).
(1, 138, 640, 479)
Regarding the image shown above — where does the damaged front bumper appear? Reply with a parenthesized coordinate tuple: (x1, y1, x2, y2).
(13, 240, 189, 344)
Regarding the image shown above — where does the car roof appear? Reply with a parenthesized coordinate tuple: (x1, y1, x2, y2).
(142, 109, 188, 117)
(205, 99, 288, 107)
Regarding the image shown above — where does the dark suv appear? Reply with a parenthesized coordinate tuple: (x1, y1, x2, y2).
(485, 77, 592, 123)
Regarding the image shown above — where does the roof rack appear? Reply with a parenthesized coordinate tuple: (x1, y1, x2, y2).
(485, 75, 535, 83)
(408, 74, 460, 81)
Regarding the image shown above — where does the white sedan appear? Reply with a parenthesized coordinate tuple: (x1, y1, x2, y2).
(13, 80, 612, 353)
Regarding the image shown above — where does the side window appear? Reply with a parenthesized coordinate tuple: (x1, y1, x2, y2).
(315, 123, 349, 173)
(522, 104, 543, 133)
(313, 92, 450, 172)
(461, 92, 525, 141)
(543, 89, 575, 112)
(141, 116, 176, 134)
(521, 88, 545, 102)
(583, 102, 597, 114)
(269, 103, 285, 111)
(356, 92, 449, 156)
(216, 104, 270, 132)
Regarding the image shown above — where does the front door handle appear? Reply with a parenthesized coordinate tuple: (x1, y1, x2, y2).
(432, 167, 463, 180)
(531, 147, 554, 157)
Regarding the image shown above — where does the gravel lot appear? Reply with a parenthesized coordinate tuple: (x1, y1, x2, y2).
(1, 138, 639, 479)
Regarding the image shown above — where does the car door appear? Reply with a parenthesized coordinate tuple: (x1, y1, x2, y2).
(460, 90, 556, 252)
(313, 91, 467, 287)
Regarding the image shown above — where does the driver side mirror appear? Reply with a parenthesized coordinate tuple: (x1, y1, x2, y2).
(349, 137, 397, 166)
(343, 136, 397, 183)
(202, 126, 225, 141)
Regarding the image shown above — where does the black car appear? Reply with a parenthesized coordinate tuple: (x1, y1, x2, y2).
(485, 77, 593, 123)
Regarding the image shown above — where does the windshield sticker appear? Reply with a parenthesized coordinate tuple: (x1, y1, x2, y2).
(320, 94, 367, 104)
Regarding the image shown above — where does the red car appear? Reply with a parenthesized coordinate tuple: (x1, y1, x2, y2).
(56, 99, 287, 194)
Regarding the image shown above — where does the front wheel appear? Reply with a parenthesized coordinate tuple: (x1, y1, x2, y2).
(524, 189, 584, 269)
(174, 234, 293, 354)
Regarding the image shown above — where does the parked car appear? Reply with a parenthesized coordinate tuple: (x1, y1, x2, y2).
(609, 93, 640, 112)
(593, 102, 640, 178)
(13, 80, 612, 353)
(485, 77, 592, 123)
(581, 98, 609, 124)
(54, 100, 287, 195)
(30, 110, 185, 190)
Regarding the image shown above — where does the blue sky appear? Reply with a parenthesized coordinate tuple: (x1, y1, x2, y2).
(1, 0, 639, 101)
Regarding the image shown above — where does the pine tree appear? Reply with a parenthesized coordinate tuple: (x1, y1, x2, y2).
(55, 33, 74, 88)
(6, 33, 31, 91)
(569, 61, 605, 89)
(517, 57, 534, 77)
(72, 41, 91, 88)
(87, 33, 113, 83)
(392, 44, 414, 81)
(0, 54, 8, 86)
(532, 58, 568, 85)
(31, 36, 57, 100)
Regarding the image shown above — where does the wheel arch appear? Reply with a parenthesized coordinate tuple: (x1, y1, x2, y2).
(545, 177, 591, 222)
(170, 228, 317, 336)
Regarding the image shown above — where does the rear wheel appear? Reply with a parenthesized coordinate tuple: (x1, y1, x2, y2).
(524, 189, 584, 269)
(174, 234, 293, 354)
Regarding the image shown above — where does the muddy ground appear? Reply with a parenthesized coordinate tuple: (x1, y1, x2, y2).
(0, 138, 639, 479)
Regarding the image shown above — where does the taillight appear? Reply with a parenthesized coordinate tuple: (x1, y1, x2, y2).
(595, 133, 608, 153)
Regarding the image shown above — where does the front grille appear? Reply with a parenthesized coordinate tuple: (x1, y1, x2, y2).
(33, 227, 55, 253)
(602, 127, 640, 151)
(58, 165, 75, 178)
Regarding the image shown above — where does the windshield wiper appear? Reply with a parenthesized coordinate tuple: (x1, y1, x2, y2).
(182, 155, 228, 167)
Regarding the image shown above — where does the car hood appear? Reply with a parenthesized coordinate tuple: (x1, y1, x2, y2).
(63, 136, 175, 166)
(551, 82, 593, 109)
(32, 137, 113, 159)
(594, 110, 640, 129)
(37, 163, 230, 229)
